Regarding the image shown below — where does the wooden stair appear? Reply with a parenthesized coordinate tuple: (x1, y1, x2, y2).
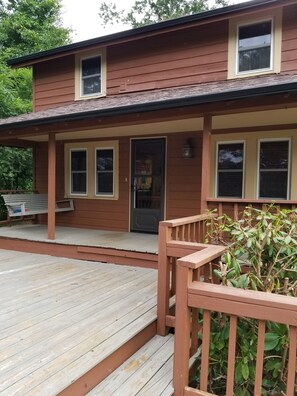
(87, 334, 174, 396)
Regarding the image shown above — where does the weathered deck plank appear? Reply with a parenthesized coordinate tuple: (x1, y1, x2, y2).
(0, 249, 158, 396)
(88, 334, 174, 396)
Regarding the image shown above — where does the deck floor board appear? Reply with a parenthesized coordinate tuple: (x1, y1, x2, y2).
(0, 249, 158, 396)
(88, 334, 174, 396)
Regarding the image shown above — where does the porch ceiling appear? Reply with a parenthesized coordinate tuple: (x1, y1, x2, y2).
(19, 106, 297, 142)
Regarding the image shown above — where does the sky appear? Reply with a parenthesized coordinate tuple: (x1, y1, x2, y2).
(61, 0, 136, 42)
(61, 0, 248, 43)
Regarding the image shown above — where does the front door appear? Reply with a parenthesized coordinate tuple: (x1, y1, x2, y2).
(131, 138, 165, 233)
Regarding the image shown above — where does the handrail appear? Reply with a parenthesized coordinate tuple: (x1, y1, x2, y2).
(157, 213, 217, 336)
(173, 249, 297, 396)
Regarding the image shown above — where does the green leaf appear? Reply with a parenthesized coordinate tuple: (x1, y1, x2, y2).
(241, 363, 249, 380)
(264, 333, 280, 351)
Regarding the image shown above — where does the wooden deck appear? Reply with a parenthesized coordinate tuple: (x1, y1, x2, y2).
(0, 225, 158, 269)
(0, 249, 159, 395)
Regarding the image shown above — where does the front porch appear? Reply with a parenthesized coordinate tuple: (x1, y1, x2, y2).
(0, 224, 158, 268)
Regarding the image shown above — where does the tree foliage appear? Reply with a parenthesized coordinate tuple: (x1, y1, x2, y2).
(0, 0, 71, 118)
(99, 0, 229, 29)
(0, 0, 71, 191)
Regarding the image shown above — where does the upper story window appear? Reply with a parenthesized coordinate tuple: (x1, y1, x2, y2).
(81, 56, 102, 96)
(75, 49, 106, 100)
(228, 10, 282, 79)
(237, 21, 272, 74)
(258, 139, 290, 199)
(216, 142, 244, 198)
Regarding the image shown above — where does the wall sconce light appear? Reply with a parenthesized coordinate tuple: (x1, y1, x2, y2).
(182, 139, 193, 158)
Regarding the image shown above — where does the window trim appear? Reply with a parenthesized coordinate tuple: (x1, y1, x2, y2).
(228, 9, 282, 79)
(69, 148, 88, 196)
(95, 147, 115, 197)
(75, 49, 106, 100)
(215, 140, 245, 198)
(257, 138, 291, 200)
(65, 140, 119, 200)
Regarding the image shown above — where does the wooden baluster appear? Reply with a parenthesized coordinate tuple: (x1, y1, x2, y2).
(286, 326, 297, 396)
(171, 257, 176, 297)
(157, 224, 171, 336)
(226, 315, 237, 394)
(190, 269, 200, 357)
(173, 265, 192, 395)
(255, 320, 266, 395)
(200, 310, 211, 391)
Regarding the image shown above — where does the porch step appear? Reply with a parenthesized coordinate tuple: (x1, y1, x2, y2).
(87, 334, 174, 396)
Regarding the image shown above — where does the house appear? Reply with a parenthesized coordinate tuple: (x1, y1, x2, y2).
(0, 0, 297, 240)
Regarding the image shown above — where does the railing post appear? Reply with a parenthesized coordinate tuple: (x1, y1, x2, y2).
(173, 264, 192, 395)
(157, 222, 171, 336)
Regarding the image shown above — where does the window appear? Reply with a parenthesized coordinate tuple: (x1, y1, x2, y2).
(81, 56, 101, 96)
(96, 148, 114, 196)
(217, 142, 244, 198)
(237, 20, 272, 73)
(227, 10, 282, 79)
(258, 140, 289, 199)
(65, 141, 118, 200)
(75, 49, 106, 100)
(70, 149, 87, 195)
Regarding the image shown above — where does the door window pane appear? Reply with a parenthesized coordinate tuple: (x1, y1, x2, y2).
(217, 143, 244, 198)
(259, 141, 289, 199)
(81, 56, 101, 95)
(71, 150, 87, 194)
(96, 149, 114, 195)
(238, 21, 272, 73)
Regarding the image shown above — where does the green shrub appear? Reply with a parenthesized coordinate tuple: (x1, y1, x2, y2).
(193, 206, 297, 394)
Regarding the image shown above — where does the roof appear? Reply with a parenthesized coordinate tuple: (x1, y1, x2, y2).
(8, 0, 286, 67)
(0, 73, 297, 131)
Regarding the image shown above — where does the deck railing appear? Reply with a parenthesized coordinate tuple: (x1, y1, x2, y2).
(157, 213, 217, 336)
(207, 198, 297, 220)
(173, 249, 297, 396)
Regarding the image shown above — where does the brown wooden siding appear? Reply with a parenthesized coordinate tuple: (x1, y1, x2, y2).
(166, 132, 202, 219)
(281, 4, 297, 73)
(107, 22, 228, 95)
(34, 132, 203, 232)
(33, 55, 75, 112)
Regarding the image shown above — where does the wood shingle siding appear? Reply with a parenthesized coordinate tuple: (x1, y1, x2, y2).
(33, 55, 75, 111)
(107, 22, 228, 95)
(281, 4, 297, 73)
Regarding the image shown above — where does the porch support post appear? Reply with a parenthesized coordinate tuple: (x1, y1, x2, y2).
(48, 132, 56, 240)
(200, 114, 212, 213)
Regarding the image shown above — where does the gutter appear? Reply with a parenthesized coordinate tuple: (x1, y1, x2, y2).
(7, 0, 282, 67)
(1, 81, 297, 132)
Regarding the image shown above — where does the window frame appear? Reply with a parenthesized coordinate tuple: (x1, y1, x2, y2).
(257, 138, 291, 200)
(95, 147, 115, 197)
(215, 140, 245, 199)
(80, 55, 102, 97)
(69, 148, 88, 196)
(227, 9, 282, 79)
(75, 49, 106, 100)
(236, 18, 273, 76)
(65, 140, 119, 200)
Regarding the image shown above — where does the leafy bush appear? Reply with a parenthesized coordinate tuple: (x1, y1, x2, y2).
(193, 206, 297, 394)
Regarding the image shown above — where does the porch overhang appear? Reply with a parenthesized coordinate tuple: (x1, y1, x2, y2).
(0, 73, 297, 135)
